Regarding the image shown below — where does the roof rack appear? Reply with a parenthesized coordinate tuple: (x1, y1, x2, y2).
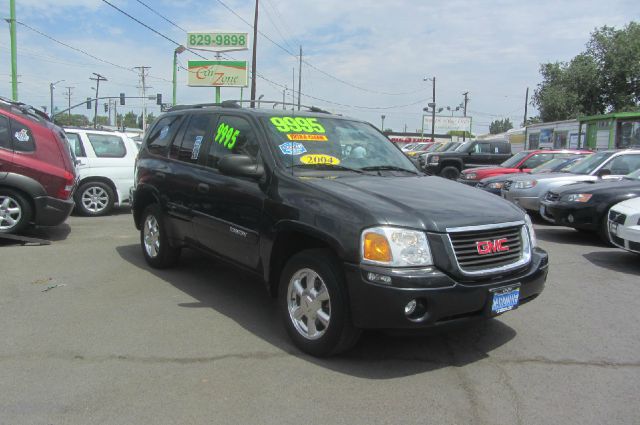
(0, 96, 50, 122)
(166, 99, 331, 114)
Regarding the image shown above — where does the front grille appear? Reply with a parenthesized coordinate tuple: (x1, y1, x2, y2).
(545, 191, 560, 202)
(608, 210, 627, 225)
(610, 234, 625, 247)
(503, 181, 512, 191)
(449, 225, 524, 273)
(630, 241, 640, 252)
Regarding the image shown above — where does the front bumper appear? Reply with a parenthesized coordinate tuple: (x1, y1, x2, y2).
(502, 189, 541, 212)
(423, 164, 440, 175)
(33, 195, 75, 226)
(344, 248, 548, 329)
(456, 178, 479, 187)
(609, 220, 640, 254)
(539, 200, 596, 229)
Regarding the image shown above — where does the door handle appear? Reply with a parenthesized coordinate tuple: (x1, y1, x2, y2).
(197, 183, 209, 194)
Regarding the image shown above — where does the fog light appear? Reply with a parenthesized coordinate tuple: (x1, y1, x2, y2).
(367, 272, 392, 285)
(568, 214, 574, 223)
(404, 299, 417, 315)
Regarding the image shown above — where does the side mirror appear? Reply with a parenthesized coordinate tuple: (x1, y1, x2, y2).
(596, 169, 611, 178)
(218, 155, 264, 179)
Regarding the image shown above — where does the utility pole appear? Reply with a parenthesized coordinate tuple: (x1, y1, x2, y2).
(9, 0, 18, 100)
(282, 86, 286, 110)
(431, 77, 436, 140)
(381, 115, 385, 131)
(462, 91, 469, 141)
(291, 68, 295, 110)
(134, 66, 151, 130)
(297, 46, 302, 111)
(89, 73, 107, 129)
(523, 87, 529, 127)
(250, 0, 259, 108)
(64, 87, 74, 117)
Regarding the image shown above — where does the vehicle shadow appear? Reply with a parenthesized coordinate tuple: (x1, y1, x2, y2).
(535, 225, 607, 248)
(0, 223, 71, 246)
(116, 244, 517, 379)
(583, 251, 640, 276)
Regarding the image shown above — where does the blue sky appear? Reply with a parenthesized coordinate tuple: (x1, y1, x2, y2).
(2, 0, 638, 133)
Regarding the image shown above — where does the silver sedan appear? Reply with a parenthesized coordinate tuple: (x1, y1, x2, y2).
(501, 150, 640, 213)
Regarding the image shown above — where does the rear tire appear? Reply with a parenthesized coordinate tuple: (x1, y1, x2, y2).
(440, 166, 460, 180)
(0, 189, 32, 234)
(279, 249, 360, 357)
(140, 204, 181, 268)
(75, 181, 115, 216)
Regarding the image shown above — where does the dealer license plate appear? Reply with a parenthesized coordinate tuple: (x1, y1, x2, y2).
(609, 221, 618, 236)
(491, 285, 520, 314)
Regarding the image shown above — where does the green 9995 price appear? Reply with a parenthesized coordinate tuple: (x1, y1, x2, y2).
(188, 32, 247, 48)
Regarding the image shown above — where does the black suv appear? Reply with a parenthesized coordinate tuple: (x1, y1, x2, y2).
(132, 103, 547, 356)
(423, 139, 512, 179)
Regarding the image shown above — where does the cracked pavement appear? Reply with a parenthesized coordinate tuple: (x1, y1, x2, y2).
(1, 213, 639, 424)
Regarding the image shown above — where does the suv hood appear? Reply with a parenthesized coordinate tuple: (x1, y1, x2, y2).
(304, 175, 524, 232)
(554, 178, 640, 195)
(506, 172, 587, 183)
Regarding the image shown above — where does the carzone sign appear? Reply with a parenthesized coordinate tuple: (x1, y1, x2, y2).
(187, 60, 248, 87)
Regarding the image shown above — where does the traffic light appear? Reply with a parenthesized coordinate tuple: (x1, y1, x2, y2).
(120, 93, 125, 105)
(86, 98, 92, 109)
(104, 103, 108, 113)
(156, 93, 162, 105)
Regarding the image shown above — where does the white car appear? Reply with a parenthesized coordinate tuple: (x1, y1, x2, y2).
(64, 128, 138, 216)
(608, 197, 640, 254)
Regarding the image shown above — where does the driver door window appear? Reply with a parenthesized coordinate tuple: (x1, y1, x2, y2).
(602, 155, 640, 175)
(206, 115, 260, 169)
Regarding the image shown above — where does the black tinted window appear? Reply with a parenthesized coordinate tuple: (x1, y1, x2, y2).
(207, 115, 260, 169)
(147, 115, 183, 156)
(66, 132, 86, 157)
(171, 114, 214, 163)
(495, 142, 511, 154)
(474, 142, 492, 153)
(11, 121, 35, 152)
(0, 115, 10, 149)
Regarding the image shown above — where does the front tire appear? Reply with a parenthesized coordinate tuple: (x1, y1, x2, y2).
(0, 189, 32, 234)
(279, 249, 360, 357)
(140, 204, 181, 268)
(76, 181, 115, 216)
(440, 166, 460, 180)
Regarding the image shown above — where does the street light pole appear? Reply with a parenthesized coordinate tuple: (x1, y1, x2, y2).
(173, 45, 186, 106)
(381, 114, 385, 131)
(431, 76, 436, 141)
(49, 80, 64, 119)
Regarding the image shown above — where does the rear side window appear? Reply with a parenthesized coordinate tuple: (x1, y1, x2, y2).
(474, 142, 492, 153)
(171, 113, 215, 164)
(0, 115, 10, 149)
(65, 132, 86, 157)
(86, 133, 126, 158)
(11, 121, 35, 152)
(495, 142, 511, 154)
(147, 115, 183, 156)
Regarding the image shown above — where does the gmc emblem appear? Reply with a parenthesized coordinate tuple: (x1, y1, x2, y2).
(476, 238, 510, 255)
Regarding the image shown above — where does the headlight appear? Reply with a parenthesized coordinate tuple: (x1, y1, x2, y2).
(524, 214, 537, 248)
(487, 182, 504, 189)
(514, 180, 537, 189)
(361, 227, 433, 267)
(429, 155, 439, 164)
(465, 173, 477, 180)
(564, 193, 593, 203)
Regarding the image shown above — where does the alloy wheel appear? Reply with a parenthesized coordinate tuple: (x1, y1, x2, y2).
(287, 268, 332, 340)
(0, 195, 22, 231)
(143, 214, 160, 258)
(81, 186, 109, 213)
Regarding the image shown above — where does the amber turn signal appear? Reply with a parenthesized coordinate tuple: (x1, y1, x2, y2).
(363, 232, 393, 263)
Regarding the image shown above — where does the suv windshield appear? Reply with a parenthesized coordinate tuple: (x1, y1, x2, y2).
(261, 115, 417, 173)
(564, 151, 614, 175)
(501, 151, 530, 168)
(455, 141, 474, 152)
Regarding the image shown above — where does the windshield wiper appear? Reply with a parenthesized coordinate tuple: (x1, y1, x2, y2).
(289, 164, 365, 173)
(359, 165, 419, 174)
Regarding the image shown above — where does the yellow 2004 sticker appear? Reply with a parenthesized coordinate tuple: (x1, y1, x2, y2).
(287, 134, 328, 141)
(300, 154, 340, 165)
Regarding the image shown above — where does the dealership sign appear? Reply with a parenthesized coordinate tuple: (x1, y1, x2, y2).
(187, 60, 248, 87)
(422, 116, 472, 134)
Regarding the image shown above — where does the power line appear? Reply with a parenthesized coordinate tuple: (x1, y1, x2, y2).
(213, 0, 425, 96)
(134, 0, 187, 32)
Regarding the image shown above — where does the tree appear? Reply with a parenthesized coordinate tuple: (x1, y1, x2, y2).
(533, 22, 640, 121)
(489, 118, 513, 134)
(96, 115, 109, 126)
(123, 111, 138, 129)
(522, 116, 542, 127)
(53, 113, 90, 127)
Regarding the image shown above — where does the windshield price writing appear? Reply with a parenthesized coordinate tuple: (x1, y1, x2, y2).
(270, 117, 325, 133)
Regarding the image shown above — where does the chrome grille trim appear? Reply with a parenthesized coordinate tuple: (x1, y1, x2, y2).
(446, 221, 532, 277)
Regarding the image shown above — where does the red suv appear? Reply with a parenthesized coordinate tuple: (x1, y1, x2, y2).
(457, 149, 590, 186)
(0, 98, 76, 234)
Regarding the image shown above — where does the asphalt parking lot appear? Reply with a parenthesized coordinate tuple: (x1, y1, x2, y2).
(1, 212, 639, 425)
